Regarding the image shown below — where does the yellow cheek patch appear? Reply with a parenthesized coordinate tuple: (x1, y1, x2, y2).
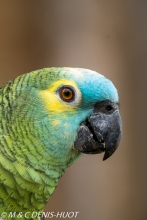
(39, 79, 81, 114)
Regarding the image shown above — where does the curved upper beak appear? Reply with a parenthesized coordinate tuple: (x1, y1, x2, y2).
(74, 104, 122, 160)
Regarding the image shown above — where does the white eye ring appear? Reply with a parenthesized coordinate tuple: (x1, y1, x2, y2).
(57, 85, 81, 106)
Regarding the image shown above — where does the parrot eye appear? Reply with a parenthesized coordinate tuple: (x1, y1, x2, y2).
(59, 86, 75, 102)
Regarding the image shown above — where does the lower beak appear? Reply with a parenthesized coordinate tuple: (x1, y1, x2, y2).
(74, 110, 122, 160)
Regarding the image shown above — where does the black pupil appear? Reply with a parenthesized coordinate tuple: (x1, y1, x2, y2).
(63, 88, 72, 97)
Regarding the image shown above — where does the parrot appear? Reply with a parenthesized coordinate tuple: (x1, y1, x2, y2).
(0, 68, 122, 220)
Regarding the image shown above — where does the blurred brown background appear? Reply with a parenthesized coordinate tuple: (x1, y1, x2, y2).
(0, 1, 147, 220)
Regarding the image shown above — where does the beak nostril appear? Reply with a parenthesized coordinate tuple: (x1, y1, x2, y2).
(106, 105, 113, 112)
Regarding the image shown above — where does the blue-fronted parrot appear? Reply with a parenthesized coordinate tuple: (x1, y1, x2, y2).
(0, 68, 122, 219)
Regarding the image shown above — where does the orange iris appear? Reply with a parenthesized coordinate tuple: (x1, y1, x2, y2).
(60, 86, 75, 102)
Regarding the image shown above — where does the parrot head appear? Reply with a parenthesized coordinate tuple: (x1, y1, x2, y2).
(21, 67, 122, 165)
(1, 67, 122, 167)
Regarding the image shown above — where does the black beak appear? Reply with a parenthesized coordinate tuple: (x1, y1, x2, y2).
(74, 101, 122, 160)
